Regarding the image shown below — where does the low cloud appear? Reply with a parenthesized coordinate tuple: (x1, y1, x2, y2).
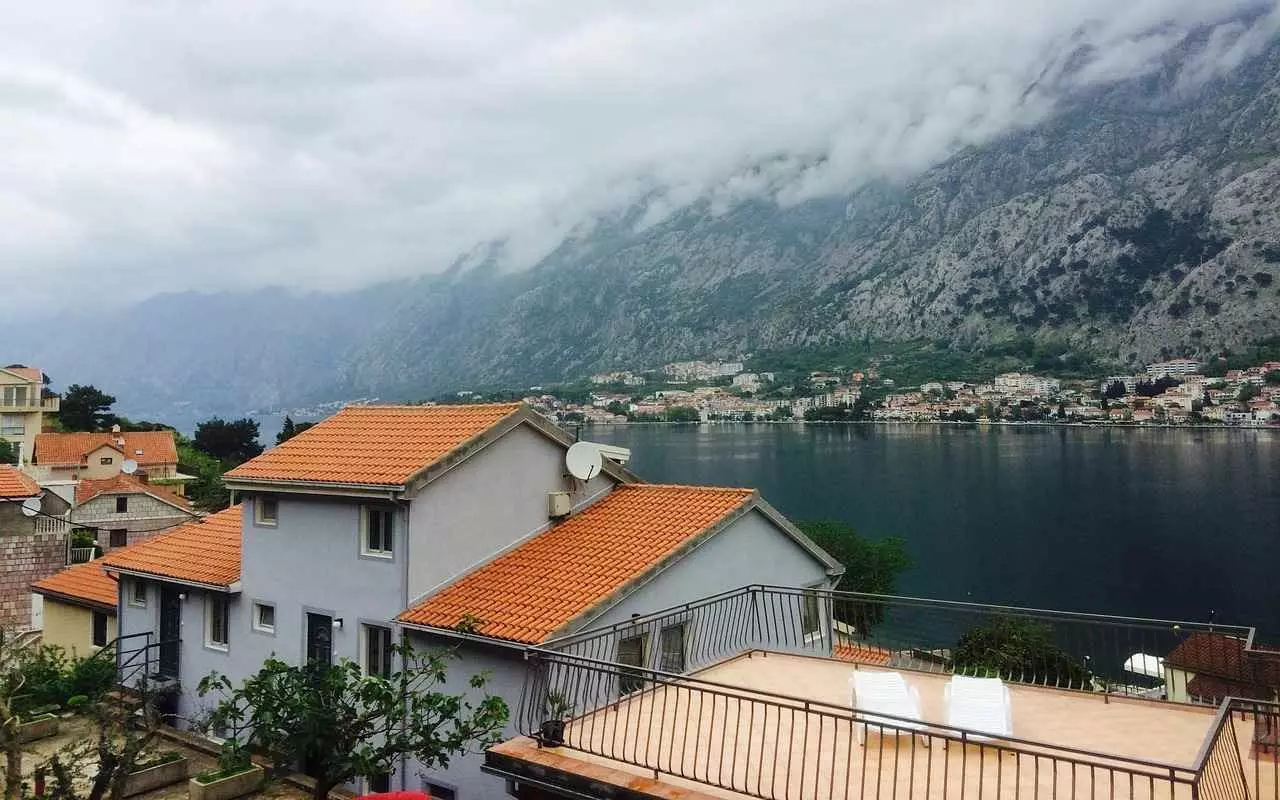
(1, 0, 1276, 316)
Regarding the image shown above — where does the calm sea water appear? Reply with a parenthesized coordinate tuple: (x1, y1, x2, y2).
(591, 424, 1280, 638)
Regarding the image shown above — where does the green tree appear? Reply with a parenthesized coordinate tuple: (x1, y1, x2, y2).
(1103, 380, 1127, 400)
(198, 645, 508, 800)
(0, 440, 14, 466)
(1265, 370, 1280, 386)
(276, 416, 297, 445)
(177, 442, 229, 511)
(796, 520, 911, 633)
(58, 385, 118, 432)
(193, 418, 264, 464)
(1238, 383, 1261, 402)
(953, 616, 1090, 688)
(664, 406, 700, 423)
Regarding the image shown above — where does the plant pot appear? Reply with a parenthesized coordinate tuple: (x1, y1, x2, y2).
(18, 714, 60, 743)
(540, 719, 566, 747)
(189, 764, 264, 800)
(123, 755, 190, 797)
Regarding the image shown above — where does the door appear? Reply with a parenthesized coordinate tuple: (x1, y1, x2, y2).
(306, 613, 333, 666)
(158, 586, 182, 678)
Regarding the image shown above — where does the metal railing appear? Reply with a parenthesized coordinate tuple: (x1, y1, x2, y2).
(67, 547, 98, 564)
(1191, 699, 1280, 800)
(544, 585, 1257, 701)
(514, 650, 1208, 800)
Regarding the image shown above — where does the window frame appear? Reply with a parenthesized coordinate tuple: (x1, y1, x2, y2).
(254, 497, 279, 527)
(109, 529, 128, 548)
(362, 623, 394, 678)
(617, 632, 649, 694)
(658, 622, 687, 673)
(91, 610, 109, 648)
(115, 496, 128, 514)
(252, 602, 276, 635)
(100, 457, 114, 466)
(128, 580, 147, 608)
(800, 587, 825, 644)
(205, 594, 230, 651)
(360, 506, 394, 559)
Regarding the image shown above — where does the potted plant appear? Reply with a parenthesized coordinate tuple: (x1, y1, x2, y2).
(188, 738, 263, 800)
(539, 690, 573, 747)
(122, 751, 190, 797)
(17, 706, 61, 743)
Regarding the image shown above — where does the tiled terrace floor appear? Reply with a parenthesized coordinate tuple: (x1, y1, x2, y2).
(495, 652, 1279, 800)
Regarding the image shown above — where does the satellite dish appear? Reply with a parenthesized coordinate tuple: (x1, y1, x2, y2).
(121, 459, 139, 475)
(20, 497, 42, 517)
(565, 442, 603, 481)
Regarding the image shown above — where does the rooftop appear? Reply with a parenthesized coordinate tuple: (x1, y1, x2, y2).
(75, 473, 193, 511)
(1, 366, 42, 383)
(0, 464, 41, 498)
(34, 431, 178, 467)
(31, 561, 117, 611)
(224, 403, 524, 487)
(399, 484, 757, 643)
(101, 504, 242, 589)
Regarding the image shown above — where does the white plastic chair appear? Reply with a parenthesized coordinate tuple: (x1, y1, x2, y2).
(849, 670, 926, 744)
(945, 675, 1013, 740)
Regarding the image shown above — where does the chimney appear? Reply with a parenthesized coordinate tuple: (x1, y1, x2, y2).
(111, 424, 121, 434)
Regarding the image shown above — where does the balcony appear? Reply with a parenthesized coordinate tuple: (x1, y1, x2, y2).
(489, 586, 1280, 800)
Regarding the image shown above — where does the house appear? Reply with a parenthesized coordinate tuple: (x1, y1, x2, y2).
(71, 473, 198, 551)
(0, 365, 57, 464)
(1163, 632, 1280, 704)
(0, 464, 72, 632)
(30, 561, 117, 656)
(108, 403, 841, 798)
(30, 428, 191, 495)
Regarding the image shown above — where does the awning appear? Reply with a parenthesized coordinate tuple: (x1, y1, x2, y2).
(1123, 653, 1165, 679)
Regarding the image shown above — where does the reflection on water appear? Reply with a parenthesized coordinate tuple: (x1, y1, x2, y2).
(593, 424, 1280, 637)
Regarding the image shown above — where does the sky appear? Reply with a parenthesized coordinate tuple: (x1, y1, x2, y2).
(3, 0, 1279, 316)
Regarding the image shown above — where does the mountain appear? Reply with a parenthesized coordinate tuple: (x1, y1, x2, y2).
(8, 29, 1280, 420)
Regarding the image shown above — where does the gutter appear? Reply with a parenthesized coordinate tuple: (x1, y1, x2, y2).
(394, 621, 530, 652)
(103, 566, 238, 594)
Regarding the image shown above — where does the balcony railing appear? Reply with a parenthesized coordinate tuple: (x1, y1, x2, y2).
(499, 586, 1278, 800)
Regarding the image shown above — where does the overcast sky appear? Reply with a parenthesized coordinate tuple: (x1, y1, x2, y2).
(3, 0, 1278, 316)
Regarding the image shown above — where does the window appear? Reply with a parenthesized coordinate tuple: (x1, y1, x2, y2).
(92, 611, 108, 647)
(100, 457, 114, 466)
(255, 497, 278, 526)
(617, 633, 648, 694)
(109, 529, 128, 548)
(367, 773, 390, 794)
(116, 496, 128, 513)
(363, 624, 394, 678)
(361, 507, 394, 557)
(1, 386, 28, 407)
(205, 595, 230, 650)
(129, 580, 146, 608)
(801, 590, 822, 638)
(424, 782, 456, 800)
(0, 414, 23, 436)
(658, 623, 686, 673)
(253, 602, 276, 634)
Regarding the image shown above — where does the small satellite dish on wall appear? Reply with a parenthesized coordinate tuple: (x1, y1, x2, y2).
(20, 497, 42, 517)
(121, 459, 139, 475)
(565, 442, 604, 481)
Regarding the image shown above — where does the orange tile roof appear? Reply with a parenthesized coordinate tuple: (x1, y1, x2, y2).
(101, 505, 242, 588)
(31, 561, 118, 611)
(75, 473, 193, 510)
(2, 366, 42, 383)
(833, 643, 893, 667)
(34, 431, 178, 467)
(0, 465, 41, 498)
(398, 485, 756, 643)
(225, 403, 524, 487)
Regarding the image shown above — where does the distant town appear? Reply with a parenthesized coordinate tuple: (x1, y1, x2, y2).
(446, 356, 1280, 427)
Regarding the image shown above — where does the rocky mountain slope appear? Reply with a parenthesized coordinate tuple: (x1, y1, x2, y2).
(8, 29, 1280, 417)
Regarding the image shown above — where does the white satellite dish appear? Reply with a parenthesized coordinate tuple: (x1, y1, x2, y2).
(20, 497, 42, 517)
(565, 442, 604, 481)
(121, 459, 139, 475)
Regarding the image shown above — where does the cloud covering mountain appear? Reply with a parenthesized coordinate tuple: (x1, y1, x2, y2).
(4, 0, 1280, 317)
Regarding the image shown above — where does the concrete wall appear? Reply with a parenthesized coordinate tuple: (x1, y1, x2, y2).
(0, 371, 42, 460)
(39, 599, 116, 657)
(407, 424, 614, 601)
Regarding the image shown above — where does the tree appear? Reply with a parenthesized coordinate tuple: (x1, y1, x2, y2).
(1, 630, 25, 800)
(193, 418, 264, 464)
(1103, 380, 1127, 400)
(953, 616, 1090, 688)
(277, 416, 297, 445)
(177, 441, 230, 511)
(58, 385, 118, 432)
(0, 440, 14, 467)
(1239, 383, 1261, 402)
(1266, 370, 1280, 386)
(664, 406, 700, 423)
(198, 645, 507, 800)
(796, 520, 911, 633)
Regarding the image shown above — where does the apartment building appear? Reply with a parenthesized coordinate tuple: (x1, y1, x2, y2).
(0, 365, 58, 464)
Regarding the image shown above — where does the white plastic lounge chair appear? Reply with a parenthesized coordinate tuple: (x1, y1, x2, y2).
(849, 670, 927, 744)
(945, 675, 1013, 740)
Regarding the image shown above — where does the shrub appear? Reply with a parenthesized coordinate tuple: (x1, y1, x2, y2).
(67, 652, 117, 700)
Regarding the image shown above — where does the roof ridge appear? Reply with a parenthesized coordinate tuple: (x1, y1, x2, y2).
(340, 402, 524, 411)
(622, 483, 755, 493)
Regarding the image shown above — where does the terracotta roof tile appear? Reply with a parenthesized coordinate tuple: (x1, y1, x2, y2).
(31, 561, 117, 610)
(833, 643, 893, 666)
(0, 465, 41, 498)
(34, 431, 178, 468)
(225, 403, 523, 487)
(398, 485, 755, 643)
(2, 366, 42, 382)
(75, 473, 193, 511)
(101, 505, 242, 588)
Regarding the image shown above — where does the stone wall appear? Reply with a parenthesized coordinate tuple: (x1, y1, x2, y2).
(0, 494, 71, 633)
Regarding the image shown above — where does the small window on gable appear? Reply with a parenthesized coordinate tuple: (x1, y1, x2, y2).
(130, 580, 146, 608)
(116, 496, 128, 513)
(100, 457, 113, 466)
(255, 497, 278, 526)
(361, 507, 393, 558)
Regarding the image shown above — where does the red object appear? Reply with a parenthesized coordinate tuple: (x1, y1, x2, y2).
(358, 793, 430, 800)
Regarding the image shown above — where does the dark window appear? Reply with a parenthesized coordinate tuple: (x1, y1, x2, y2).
(617, 634, 647, 694)
(801, 590, 822, 637)
(363, 507, 393, 556)
(92, 611, 108, 647)
(364, 625, 394, 678)
(659, 623, 686, 673)
(424, 782, 456, 800)
(100, 457, 113, 465)
(109, 529, 128, 548)
(368, 773, 390, 794)
(115, 496, 128, 513)
(206, 595, 229, 648)
(256, 497, 278, 525)
(306, 613, 333, 665)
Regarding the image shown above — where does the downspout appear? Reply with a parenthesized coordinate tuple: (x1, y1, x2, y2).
(399, 495, 411, 792)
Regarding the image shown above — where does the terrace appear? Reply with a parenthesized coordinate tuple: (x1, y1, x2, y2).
(486, 586, 1280, 800)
